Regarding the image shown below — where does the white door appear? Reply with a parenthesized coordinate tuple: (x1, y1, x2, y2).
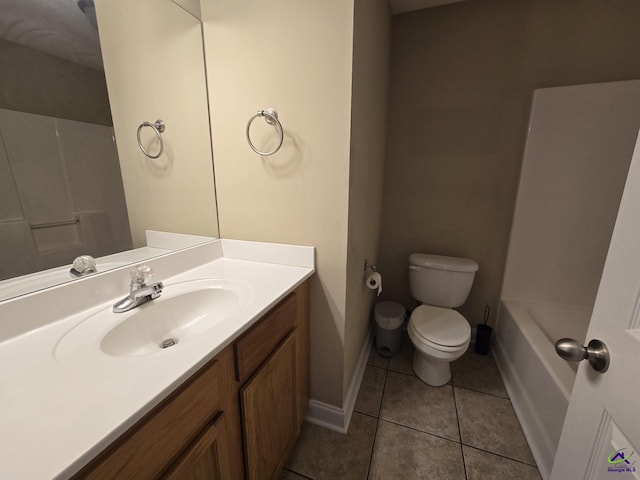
(551, 131, 640, 479)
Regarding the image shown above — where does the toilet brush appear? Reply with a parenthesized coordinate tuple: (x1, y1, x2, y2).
(475, 305, 492, 355)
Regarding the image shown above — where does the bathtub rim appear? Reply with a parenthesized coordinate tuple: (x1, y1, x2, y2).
(498, 298, 578, 403)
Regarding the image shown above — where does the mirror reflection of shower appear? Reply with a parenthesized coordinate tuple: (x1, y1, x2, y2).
(0, 0, 132, 282)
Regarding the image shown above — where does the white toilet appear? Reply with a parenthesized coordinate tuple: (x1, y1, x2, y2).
(407, 253, 479, 386)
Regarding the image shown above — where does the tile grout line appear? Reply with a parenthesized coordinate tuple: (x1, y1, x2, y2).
(454, 383, 509, 400)
(377, 416, 462, 446)
(377, 367, 511, 402)
(451, 379, 469, 480)
(281, 466, 314, 479)
(461, 442, 539, 468)
(365, 363, 389, 479)
(453, 358, 539, 470)
(356, 410, 379, 420)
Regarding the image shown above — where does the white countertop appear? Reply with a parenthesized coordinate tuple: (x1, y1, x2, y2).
(0, 239, 314, 479)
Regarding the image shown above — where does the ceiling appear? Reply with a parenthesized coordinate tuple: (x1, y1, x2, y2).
(390, 0, 469, 15)
(0, 0, 468, 72)
(0, 0, 102, 70)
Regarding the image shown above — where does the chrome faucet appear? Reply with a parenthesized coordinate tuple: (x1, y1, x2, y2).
(113, 265, 163, 313)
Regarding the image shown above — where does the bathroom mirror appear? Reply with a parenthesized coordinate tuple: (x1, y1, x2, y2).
(0, 0, 219, 302)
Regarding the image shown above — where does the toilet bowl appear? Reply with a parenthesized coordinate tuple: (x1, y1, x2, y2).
(406, 253, 478, 386)
(408, 304, 470, 385)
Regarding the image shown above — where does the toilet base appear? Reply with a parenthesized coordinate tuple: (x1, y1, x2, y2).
(413, 351, 451, 386)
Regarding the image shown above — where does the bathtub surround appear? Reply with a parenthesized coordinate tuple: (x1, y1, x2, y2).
(202, 0, 391, 426)
(501, 81, 640, 309)
(0, 38, 124, 281)
(549, 131, 640, 479)
(0, 109, 131, 280)
(378, 0, 640, 328)
(494, 80, 640, 478)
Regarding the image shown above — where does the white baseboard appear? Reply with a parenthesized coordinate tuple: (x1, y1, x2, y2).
(305, 400, 349, 433)
(305, 329, 373, 434)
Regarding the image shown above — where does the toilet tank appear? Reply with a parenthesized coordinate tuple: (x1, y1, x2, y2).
(408, 253, 479, 308)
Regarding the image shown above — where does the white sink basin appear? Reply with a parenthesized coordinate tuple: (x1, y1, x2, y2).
(55, 278, 253, 358)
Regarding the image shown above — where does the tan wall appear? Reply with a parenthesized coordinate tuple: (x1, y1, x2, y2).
(379, 0, 640, 326)
(202, 0, 354, 407)
(344, 0, 391, 397)
(0, 39, 111, 125)
(95, 0, 218, 247)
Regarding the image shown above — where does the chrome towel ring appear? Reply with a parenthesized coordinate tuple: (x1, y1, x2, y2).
(246, 108, 284, 156)
(137, 119, 165, 159)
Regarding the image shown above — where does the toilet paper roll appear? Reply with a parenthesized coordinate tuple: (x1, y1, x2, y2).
(366, 272, 383, 296)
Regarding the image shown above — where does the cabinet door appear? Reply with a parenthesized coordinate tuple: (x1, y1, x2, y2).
(241, 330, 298, 480)
(163, 412, 231, 480)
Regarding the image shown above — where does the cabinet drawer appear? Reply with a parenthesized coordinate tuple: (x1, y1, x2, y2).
(74, 358, 222, 480)
(234, 292, 297, 383)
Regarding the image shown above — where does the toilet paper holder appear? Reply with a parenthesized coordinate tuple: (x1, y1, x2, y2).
(364, 260, 383, 296)
(364, 259, 378, 272)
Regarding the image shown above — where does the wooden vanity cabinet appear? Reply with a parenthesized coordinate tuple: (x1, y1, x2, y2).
(72, 281, 309, 480)
(241, 331, 298, 479)
(163, 412, 231, 480)
(235, 281, 310, 480)
(71, 350, 233, 480)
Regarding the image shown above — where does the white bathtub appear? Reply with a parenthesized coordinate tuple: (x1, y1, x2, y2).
(493, 299, 591, 479)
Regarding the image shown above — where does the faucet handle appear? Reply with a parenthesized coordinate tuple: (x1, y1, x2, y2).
(130, 265, 153, 286)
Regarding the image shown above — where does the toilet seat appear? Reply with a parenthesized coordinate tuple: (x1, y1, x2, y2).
(409, 305, 470, 351)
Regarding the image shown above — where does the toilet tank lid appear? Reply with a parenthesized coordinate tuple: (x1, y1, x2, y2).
(409, 253, 479, 273)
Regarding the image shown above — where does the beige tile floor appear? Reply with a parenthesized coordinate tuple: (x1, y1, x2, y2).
(281, 333, 541, 480)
